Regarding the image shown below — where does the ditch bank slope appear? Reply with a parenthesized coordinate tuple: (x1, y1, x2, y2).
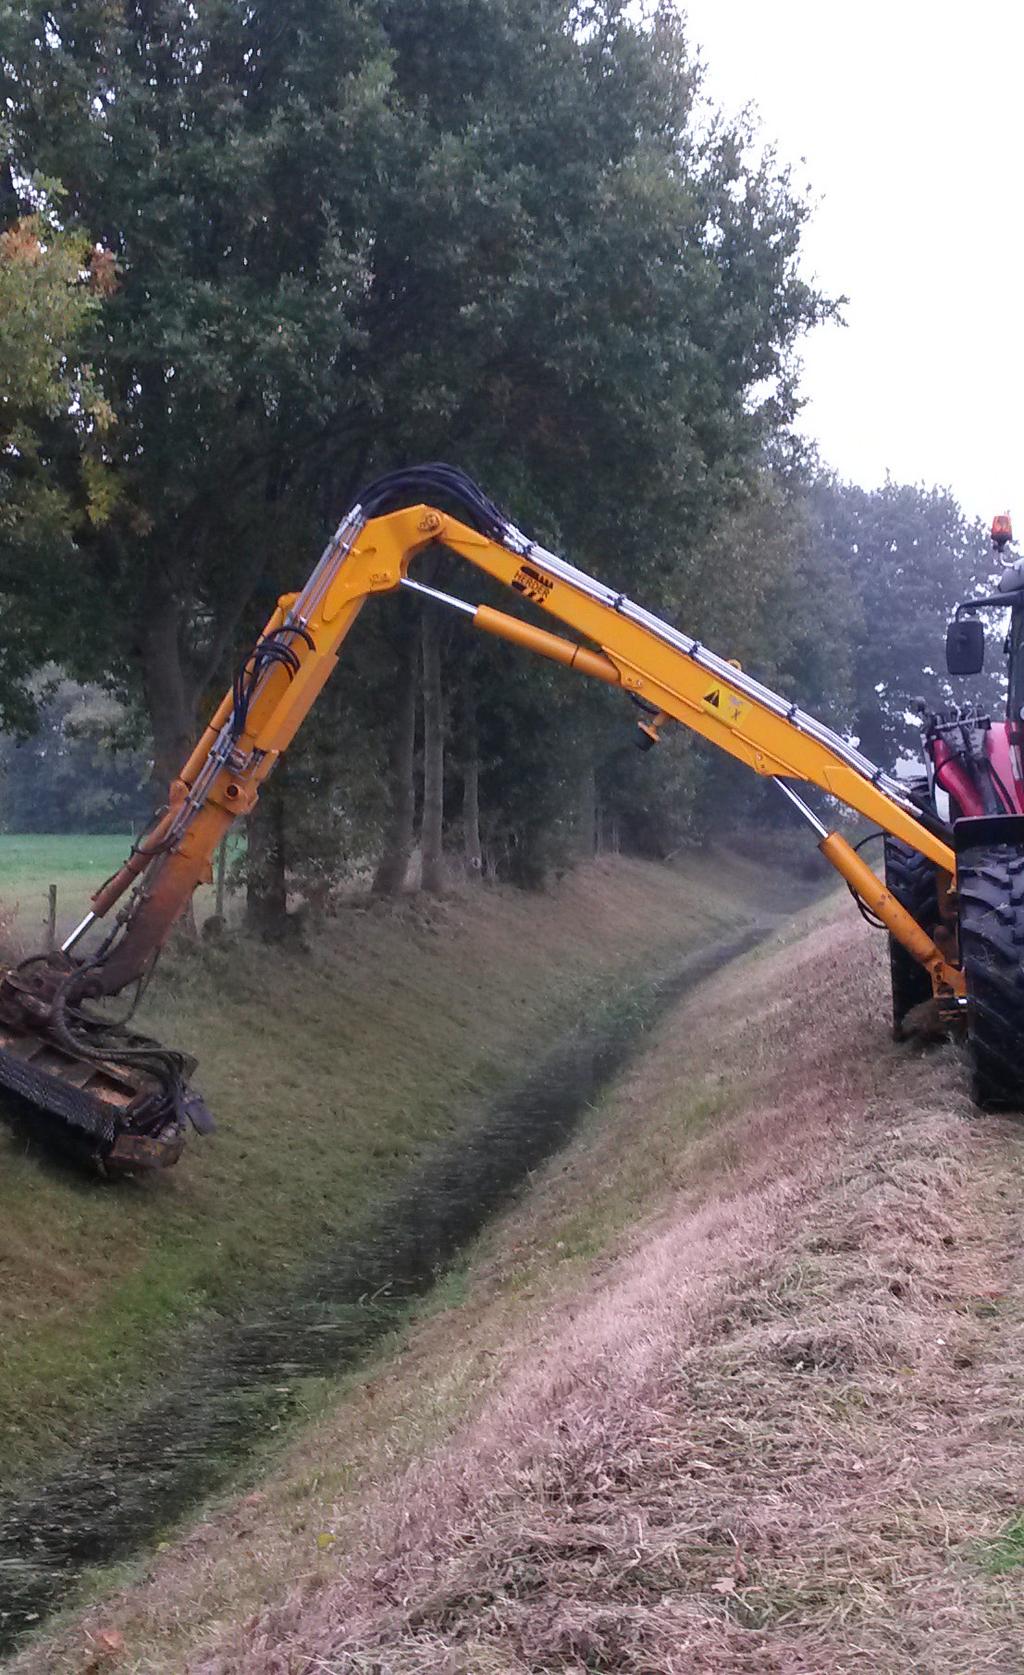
(27, 904, 1024, 1675)
(0, 851, 789, 1491)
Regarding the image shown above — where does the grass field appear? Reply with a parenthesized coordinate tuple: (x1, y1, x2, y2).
(0, 848, 787, 1492)
(0, 835, 133, 943)
(0, 832, 237, 944)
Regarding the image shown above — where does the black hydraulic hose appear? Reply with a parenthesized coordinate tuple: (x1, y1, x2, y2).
(48, 959, 189, 1097)
(988, 759, 1019, 815)
(230, 623, 316, 738)
(906, 793, 953, 842)
(353, 463, 510, 541)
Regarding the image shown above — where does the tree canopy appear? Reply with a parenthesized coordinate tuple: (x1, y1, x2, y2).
(2, 1, 989, 900)
(1, 1, 827, 753)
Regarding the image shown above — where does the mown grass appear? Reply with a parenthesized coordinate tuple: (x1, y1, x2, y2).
(53, 904, 1018, 1675)
(0, 850, 780, 1489)
(5, 885, 829, 1674)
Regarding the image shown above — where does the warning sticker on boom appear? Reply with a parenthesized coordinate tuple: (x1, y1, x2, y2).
(702, 686, 749, 727)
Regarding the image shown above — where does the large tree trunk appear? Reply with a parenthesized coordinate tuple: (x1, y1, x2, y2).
(419, 604, 446, 894)
(372, 634, 418, 896)
(138, 576, 195, 802)
(246, 766, 290, 939)
(137, 571, 201, 936)
(461, 664, 483, 878)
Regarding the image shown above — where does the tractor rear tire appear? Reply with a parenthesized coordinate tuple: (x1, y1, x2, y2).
(958, 844, 1024, 1110)
(884, 836, 940, 1039)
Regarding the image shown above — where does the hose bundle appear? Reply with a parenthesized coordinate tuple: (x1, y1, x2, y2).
(353, 463, 512, 542)
(230, 623, 316, 739)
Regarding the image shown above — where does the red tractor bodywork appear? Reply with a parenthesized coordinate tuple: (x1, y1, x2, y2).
(930, 722, 1024, 819)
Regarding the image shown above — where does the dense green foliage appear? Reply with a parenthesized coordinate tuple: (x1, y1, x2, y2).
(809, 476, 998, 763)
(0, 211, 116, 731)
(0, 2, 996, 891)
(0, 677, 148, 832)
(694, 470, 996, 840)
(0, 2, 825, 863)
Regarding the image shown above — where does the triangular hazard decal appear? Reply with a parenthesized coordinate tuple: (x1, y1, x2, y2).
(704, 688, 720, 708)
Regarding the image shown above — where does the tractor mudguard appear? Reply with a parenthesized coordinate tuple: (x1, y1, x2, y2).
(953, 814, 1024, 855)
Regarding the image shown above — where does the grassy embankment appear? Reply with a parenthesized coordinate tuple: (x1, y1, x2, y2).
(0, 840, 790, 1490)
(25, 898, 1024, 1675)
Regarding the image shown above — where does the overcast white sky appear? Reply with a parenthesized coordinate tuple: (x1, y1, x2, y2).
(679, 1, 1023, 522)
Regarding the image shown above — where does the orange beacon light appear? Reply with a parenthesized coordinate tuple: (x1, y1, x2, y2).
(992, 513, 1013, 552)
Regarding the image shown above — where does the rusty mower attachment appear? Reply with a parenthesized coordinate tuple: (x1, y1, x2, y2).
(0, 955, 210, 1173)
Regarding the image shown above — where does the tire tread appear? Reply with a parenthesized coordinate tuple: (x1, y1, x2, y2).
(959, 843, 1024, 1109)
(884, 836, 940, 1039)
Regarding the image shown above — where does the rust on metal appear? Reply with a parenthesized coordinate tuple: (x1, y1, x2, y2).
(0, 959, 189, 1173)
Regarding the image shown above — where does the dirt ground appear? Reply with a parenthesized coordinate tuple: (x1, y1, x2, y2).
(12, 905, 1024, 1675)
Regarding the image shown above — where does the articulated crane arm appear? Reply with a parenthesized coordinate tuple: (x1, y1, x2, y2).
(0, 466, 961, 1169)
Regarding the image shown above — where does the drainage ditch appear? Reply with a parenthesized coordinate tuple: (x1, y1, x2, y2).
(0, 924, 765, 1655)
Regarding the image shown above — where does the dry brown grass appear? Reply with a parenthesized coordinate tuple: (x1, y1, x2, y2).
(17, 906, 1024, 1675)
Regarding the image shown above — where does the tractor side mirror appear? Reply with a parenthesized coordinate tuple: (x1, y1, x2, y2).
(946, 616, 985, 676)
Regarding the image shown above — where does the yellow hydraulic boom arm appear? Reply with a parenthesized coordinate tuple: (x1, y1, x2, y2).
(65, 470, 959, 1002)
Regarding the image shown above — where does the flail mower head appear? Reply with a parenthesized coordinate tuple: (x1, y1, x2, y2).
(0, 954, 211, 1173)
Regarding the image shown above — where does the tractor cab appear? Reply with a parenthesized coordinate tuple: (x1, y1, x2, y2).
(931, 513, 1024, 821)
(944, 514, 1023, 678)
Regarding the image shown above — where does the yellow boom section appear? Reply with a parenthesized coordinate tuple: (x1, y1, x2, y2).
(84, 500, 954, 993)
(436, 517, 954, 871)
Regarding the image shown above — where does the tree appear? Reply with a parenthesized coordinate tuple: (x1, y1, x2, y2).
(419, 603, 446, 894)
(0, 678, 149, 832)
(809, 477, 995, 765)
(3, 0, 831, 887)
(0, 209, 115, 731)
(459, 661, 483, 878)
(3, 0, 393, 784)
(663, 456, 859, 839)
(372, 628, 419, 896)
